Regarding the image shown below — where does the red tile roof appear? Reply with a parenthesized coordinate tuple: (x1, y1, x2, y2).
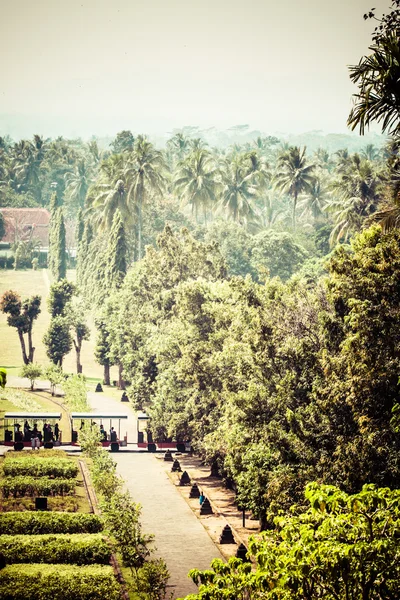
(0, 208, 51, 246)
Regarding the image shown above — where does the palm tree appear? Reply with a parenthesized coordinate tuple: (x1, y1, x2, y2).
(361, 144, 381, 161)
(167, 133, 190, 163)
(298, 176, 330, 224)
(64, 160, 93, 209)
(85, 154, 131, 230)
(13, 137, 47, 203)
(124, 135, 166, 260)
(188, 138, 207, 151)
(348, 33, 400, 136)
(219, 155, 258, 224)
(313, 148, 335, 172)
(327, 155, 381, 243)
(174, 149, 219, 223)
(273, 146, 315, 228)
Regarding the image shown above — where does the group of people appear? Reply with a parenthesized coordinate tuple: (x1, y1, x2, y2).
(99, 424, 118, 442)
(13, 421, 60, 448)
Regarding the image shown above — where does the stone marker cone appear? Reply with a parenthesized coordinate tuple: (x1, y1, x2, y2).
(200, 497, 213, 515)
(179, 470, 191, 485)
(189, 483, 200, 498)
(163, 450, 173, 462)
(171, 459, 182, 472)
(236, 543, 249, 561)
(219, 524, 235, 544)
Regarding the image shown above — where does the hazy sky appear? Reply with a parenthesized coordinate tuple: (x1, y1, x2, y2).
(0, 0, 392, 138)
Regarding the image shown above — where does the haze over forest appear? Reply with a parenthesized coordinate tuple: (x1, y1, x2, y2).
(0, 0, 393, 140)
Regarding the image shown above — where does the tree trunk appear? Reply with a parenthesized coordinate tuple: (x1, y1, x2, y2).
(74, 339, 82, 374)
(138, 195, 142, 261)
(103, 362, 110, 386)
(18, 330, 29, 365)
(293, 191, 297, 230)
(27, 327, 35, 363)
(118, 363, 126, 390)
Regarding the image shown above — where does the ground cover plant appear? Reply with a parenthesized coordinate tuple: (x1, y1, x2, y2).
(0, 511, 103, 534)
(3, 457, 78, 478)
(0, 475, 76, 497)
(0, 564, 121, 600)
(0, 533, 111, 565)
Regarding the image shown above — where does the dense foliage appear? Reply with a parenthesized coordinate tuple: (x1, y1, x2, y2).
(2, 457, 78, 478)
(0, 533, 111, 565)
(0, 476, 76, 498)
(0, 511, 103, 534)
(182, 484, 400, 600)
(103, 225, 400, 530)
(0, 564, 121, 600)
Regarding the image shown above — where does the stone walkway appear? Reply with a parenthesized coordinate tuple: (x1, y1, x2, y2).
(87, 390, 224, 599)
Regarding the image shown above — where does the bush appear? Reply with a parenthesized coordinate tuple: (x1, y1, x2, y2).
(0, 564, 121, 600)
(3, 458, 78, 479)
(0, 512, 103, 534)
(0, 476, 75, 498)
(19, 363, 42, 390)
(0, 533, 111, 565)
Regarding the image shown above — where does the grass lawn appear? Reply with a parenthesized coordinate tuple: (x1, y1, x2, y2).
(0, 268, 120, 381)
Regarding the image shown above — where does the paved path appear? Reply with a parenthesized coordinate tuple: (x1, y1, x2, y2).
(88, 391, 223, 598)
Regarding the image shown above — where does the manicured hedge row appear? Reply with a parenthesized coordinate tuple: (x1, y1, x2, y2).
(3, 458, 78, 479)
(0, 533, 111, 565)
(0, 564, 121, 600)
(0, 512, 103, 534)
(0, 476, 76, 497)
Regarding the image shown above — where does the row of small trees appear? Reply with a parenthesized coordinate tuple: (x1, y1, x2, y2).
(0, 281, 90, 374)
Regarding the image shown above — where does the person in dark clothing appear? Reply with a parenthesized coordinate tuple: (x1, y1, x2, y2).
(110, 427, 117, 442)
(54, 423, 59, 442)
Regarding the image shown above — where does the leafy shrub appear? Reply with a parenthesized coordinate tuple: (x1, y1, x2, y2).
(0, 564, 121, 600)
(0, 476, 75, 497)
(0, 533, 111, 565)
(0, 512, 103, 534)
(3, 458, 78, 478)
(187, 484, 400, 599)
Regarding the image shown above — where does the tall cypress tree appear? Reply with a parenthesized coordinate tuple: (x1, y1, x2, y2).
(76, 208, 85, 246)
(77, 220, 93, 286)
(52, 209, 67, 281)
(48, 192, 59, 274)
(106, 210, 127, 289)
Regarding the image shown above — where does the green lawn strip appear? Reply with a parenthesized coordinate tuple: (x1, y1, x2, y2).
(0, 511, 103, 534)
(0, 533, 111, 565)
(4, 450, 71, 460)
(0, 564, 121, 600)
